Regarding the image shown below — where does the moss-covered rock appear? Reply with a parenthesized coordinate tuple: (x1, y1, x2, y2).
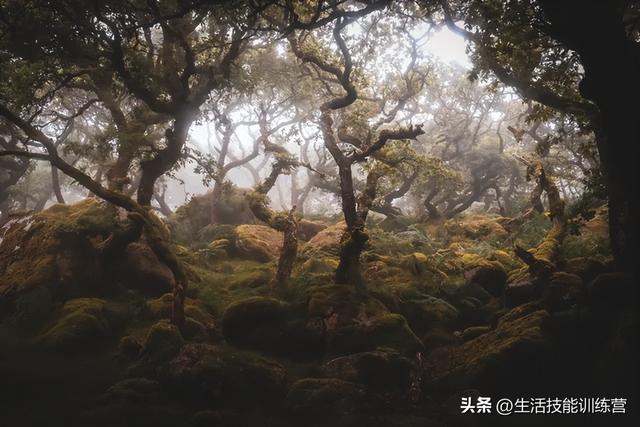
(1, 285, 53, 331)
(156, 343, 287, 406)
(233, 224, 282, 262)
(424, 306, 550, 392)
(541, 272, 584, 312)
(421, 326, 460, 354)
(328, 313, 423, 357)
(117, 242, 175, 296)
(300, 257, 337, 274)
(285, 378, 365, 416)
(306, 284, 388, 327)
(0, 200, 110, 298)
(322, 348, 416, 392)
(221, 297, 289, 353)
(465, 264, 507, 297)
(459, 325, 492, 342)
(563, 257, 607, 284)
(301, 222, 346, 259)
(140, 319, 184, 362)
(103, 378, 163, 403)
(36, 297, 111, 349)
(444, 215, 508, 241)
(169, 187, 256, 243)
(399, 295, 459, 336)
(505, 280, 537, 308)
(297, 219, 327, 241)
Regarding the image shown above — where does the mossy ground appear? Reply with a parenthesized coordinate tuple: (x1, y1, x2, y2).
(0, 202, 630, 427)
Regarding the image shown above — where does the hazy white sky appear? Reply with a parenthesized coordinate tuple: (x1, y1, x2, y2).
(172, 27, 472, 207)
(422, 26, 470, 68)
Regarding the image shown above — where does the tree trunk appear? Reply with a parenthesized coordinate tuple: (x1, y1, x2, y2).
(51, 166, 65, 204)
(334, 163, 368, 288)
(538, 0, 640, 276)
(275, 209, 298, 289)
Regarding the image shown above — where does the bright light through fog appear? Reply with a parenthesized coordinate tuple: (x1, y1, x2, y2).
(422, 27, 471, 68)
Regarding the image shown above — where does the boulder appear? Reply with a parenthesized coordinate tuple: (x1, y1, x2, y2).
(301, 222, 346, 259)
(399, 295, 459, 336)
(140, 319, 184, 363)
(233, 224, 282, 262)
(541, 272, 584, 311)
(424, 305, 550, 393)
(221, 297, 289, 353)
(563, 257, 606, 284)
(322, 348, 416, 392)
(118, 242, 174, 296)
(458, 325, 492, 342)
(421, 327, 460, 354)
(156, 343, 287, 406)
(328, 314, 423, 357)
(306, 285, 388, 327)
(170, 187, 256, 243)
(297, 219, 327, 241)
(0, 200, 109, 298)
(285, 378, 365, 416)
(445, 215, 508, 240)
(505, 280, 537, 307)
(466, 265, 507, 297)
(36, 297, 112, 349)
(103, 378, 163, 403)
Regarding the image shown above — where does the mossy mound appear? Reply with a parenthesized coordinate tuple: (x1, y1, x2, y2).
(285, 378, 365, 416)
(103, 378, 164, 403)
(562, 256, 607, 284)
(424, 305, 550, 393)
(444, 215, 508, 242)
(305, 284, 388, 326)
(233, 224, 283, 262)
(0, 199, 112, 298)
(465, 264, 507, 297)
(35, 297, 120, 350)
(322, 348, 416, 392)
(398, 295, 459, 337)
(117, 242, 175, 296)
(156, 343, 287, 406)
(169, 187, 256, 243)
(140, 319, 185, 363)
(297, 219, 327, 241)
(300, 222, 346, 259)
(541, 272, 584, 312)
(328, 313, 423, 357)
(221, 297, 289, 353)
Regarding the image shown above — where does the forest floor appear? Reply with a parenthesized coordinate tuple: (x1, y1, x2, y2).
(0, 199, 635, 427)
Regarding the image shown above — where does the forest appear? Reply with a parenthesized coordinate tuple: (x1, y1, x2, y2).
(0, 1, 637, 426)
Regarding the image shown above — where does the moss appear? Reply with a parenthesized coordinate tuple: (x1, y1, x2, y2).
(300, 222, 346, 259)
(305, 284, 388, 326)
(322, 348, 415, 392)
(424, 307, 550, 392)
(140, 319, 184, 362)
(3, 285, 53, 331)
(221, 297, 289, 353)
(532, 222, 564, 262)
(36, 298, 111, 349)
(444, 215, 508, 243)
(285, 378, 364, 416)
(399, 295, 459, 336)
(234, 224, 282, 262)
(328, 313, 423, 357)
(156, 343, 287, 406)
(42, 198, 117, 236)
(103, 378, 163, 403)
